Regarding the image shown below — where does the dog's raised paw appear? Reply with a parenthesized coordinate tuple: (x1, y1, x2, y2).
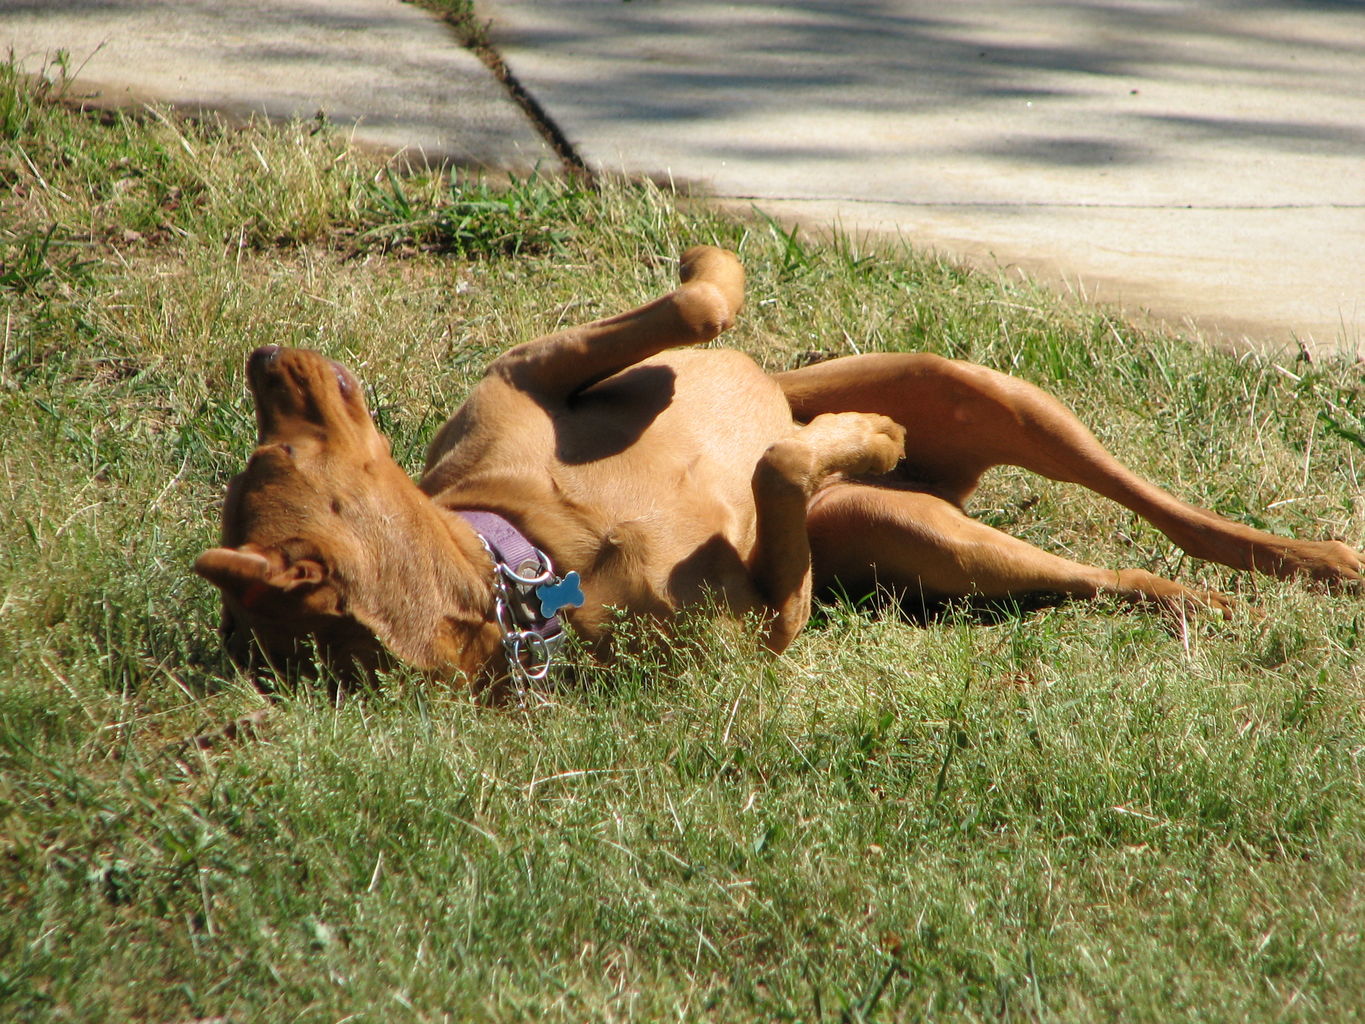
(841, 412, 906, 477)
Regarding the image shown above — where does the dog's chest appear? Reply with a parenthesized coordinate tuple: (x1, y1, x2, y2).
(426, 350, 794, 625)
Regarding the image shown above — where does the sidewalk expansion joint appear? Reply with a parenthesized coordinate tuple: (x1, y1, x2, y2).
(463, 36, 592, 181)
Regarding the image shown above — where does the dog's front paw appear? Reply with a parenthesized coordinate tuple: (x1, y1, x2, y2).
(780, 412, 906, 491)
(850, 412, 906, 477)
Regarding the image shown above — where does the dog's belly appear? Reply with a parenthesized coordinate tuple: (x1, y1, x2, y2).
(561, 350, 800, 630)
(568, 492, 765, 636)
(556, 357, 794, 623)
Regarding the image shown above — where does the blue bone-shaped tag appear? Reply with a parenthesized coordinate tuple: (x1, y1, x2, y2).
(537, 571, 584, 618)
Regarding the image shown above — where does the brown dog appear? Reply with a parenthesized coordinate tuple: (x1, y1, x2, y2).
(196, 246, 1362, 692)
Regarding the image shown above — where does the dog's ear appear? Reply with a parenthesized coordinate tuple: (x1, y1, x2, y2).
(194, 545, 327, 609)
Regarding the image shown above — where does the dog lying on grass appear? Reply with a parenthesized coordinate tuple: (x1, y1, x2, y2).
(196, 246, 1362, 694)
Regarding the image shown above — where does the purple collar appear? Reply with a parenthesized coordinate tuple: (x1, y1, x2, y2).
(457, 511, 544, 581)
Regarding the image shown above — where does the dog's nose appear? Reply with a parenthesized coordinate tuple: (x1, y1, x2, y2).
(249, 345, 281, 369)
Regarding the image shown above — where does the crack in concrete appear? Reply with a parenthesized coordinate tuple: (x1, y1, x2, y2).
(460, 35, 591, 180)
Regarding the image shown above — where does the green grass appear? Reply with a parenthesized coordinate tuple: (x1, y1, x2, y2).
(3, 63, 1365, 1022)
(408, 0, 486, 49)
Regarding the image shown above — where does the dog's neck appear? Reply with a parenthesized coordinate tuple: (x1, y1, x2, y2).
(421, 508, 510, 679)
(337, 491, 506, 683)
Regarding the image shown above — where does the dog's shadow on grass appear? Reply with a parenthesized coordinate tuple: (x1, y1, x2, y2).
(810, 585, 1071, 631)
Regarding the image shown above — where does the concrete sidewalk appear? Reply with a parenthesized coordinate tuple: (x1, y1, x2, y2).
(0, 0, 552, 170)
(483, 0, 1365, 355)
(4, 1, 1362, 354)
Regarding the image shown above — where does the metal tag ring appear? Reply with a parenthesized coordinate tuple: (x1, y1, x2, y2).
(504, 629, 552, 681)
(499, 548, 555, 587)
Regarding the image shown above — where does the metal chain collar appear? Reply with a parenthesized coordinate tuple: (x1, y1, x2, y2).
(474, 534, 579, 687)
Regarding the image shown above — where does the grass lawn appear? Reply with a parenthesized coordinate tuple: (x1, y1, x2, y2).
(3, 62, 1365, 1022)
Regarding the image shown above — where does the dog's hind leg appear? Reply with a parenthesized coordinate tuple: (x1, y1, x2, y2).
(775, 353, 1363, 588)
(488, 246, 747, 399)
(807, 482, 1234, 617)
(749, 413, 906, 652)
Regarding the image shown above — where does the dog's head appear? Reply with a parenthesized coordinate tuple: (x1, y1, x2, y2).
(196, 346, 498, 685)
